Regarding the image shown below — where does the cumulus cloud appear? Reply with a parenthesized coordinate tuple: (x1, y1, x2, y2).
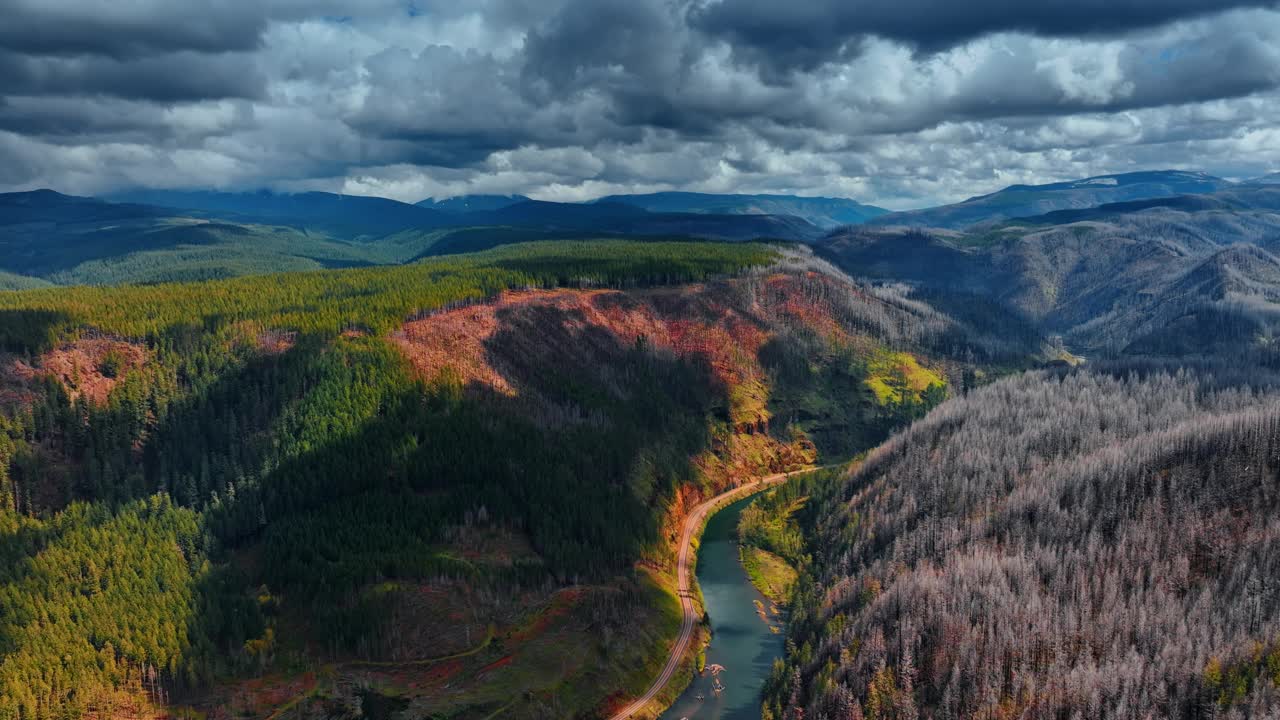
(0, 0, 1278, 208)
(694, 0, 1278, 71)
(0, 0, 267, 58)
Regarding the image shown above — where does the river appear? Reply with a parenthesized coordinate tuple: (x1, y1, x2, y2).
(659, 495, 786, 720)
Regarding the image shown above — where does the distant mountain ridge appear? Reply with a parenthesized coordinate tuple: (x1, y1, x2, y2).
(417, 194, 532, 212)
(416, 190, 887, 229)
(0, 170, 1261, 294)
(868, 170, 1234, 229)
(595, 191, 889, 229)
(105, 188, 450, 239)
(0, 189, 412, 284)
(457, 199, 823, 242)
(0, 188, 828, 286)
(103, 189, 827, 242)
(818, 183, 1280, 356)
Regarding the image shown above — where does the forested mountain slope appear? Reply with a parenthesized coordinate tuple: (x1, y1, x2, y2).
(1, 190, 826, 287)
(0, 240, 1013, 719)
(0, 270, 50, 291)
(819, 185, 1280, 357)
(596, 192, 889, 229)
(0, 190, 427, 284)
(455, 199, 824, 242)
(867, 171, 1233, 229)
(417, 193, 532, 212)
(104, 189, 452, 239)
(769, 365, 1280, 719)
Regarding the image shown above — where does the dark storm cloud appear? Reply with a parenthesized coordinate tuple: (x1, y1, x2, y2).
(0, 0, 268, 59)
(0, 95, 255, 141)
(694, 0, 1280, 71)
(344, 45, 544, 165)
(0, 50, 265, 102)
(508, 0, 1280, 145)
(0, 96, 168, 138)
(0, 0, 1278, 205)
(863, 27, 1280, 137)
(521, 0, 686, 96)
(517, 0, 813, 138)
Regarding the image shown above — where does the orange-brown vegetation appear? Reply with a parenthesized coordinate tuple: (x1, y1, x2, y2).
(196, 672, 318, 720)
(0, 359, 37, 409)
(394, 272, 897, 569)
(6, 338, 146, 406)
(255, 329, 297, 355)
(511, 587, 585, 643)
(477, 655, 514, 676)
(394, 273, 868, 432)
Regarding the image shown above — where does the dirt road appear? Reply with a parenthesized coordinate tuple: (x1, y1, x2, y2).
(608, 467, 823, 720)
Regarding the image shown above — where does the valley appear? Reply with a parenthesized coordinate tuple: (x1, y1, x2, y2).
(8, 0, 1280, 717)
(611, 470, 801, 720)
(0, 237, 981, 718)
(3, 172, 1280, 720)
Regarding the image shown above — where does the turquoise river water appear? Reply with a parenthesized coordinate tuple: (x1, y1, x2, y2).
(659, 496, 787, 720)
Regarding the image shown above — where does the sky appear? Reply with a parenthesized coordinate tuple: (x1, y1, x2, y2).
(1, 0, 1279, 210)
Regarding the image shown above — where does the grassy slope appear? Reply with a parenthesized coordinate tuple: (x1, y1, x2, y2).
(736, 468, 847, 609)
(863, 350, 945, 405)
(740, 545, 798, 606)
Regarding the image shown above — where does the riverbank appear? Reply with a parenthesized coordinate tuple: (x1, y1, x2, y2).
(739, 545, 797, 607)
(606, 467, 825, 720)
(658, 496, 786, 719)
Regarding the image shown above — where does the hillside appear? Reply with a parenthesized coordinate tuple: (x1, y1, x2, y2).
(0, 240, 1015, 719)
(417, 194, 532, 212)
(868, 170, 1233, 229)
(0, 270, 51, 291)
(457, 199, 824, 242)
(818, 184, 1280, 357)
(0, 190, 412, 285)
(1116, 245, 1280, 356)
(104, 190, 826, 243)
(597, 192, 889, 229)
(104, 189, 451, 239)
(0, 190, 825, 287)
(767, 364, 1280, 719)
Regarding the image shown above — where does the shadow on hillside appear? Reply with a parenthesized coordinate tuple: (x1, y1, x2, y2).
(462, 300, 725, 572)
(0, 309, 76, 354)
(125, 298, 736, 673)
(757, 334, 892, 463)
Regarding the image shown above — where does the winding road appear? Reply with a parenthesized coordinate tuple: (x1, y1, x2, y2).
(608, 467, 822, 720)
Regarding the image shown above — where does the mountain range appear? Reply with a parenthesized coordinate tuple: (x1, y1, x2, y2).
(5, 166, 1280, 719)
(592, 191, 889, 228)
(0, 169, 1275, 294)
(818, 182, 1280, 357)
(866, 170, 1235, 229)
(416, 194, 532, 213)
